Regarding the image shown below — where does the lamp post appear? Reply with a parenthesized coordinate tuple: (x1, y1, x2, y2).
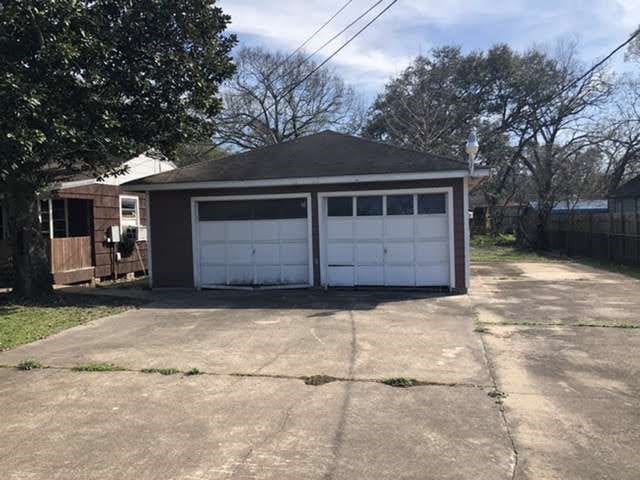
(465, 129, 479, 176)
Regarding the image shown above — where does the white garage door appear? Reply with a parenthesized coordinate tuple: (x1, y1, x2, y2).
(322, 191, 452, 287)
(194, 196, 311, 287)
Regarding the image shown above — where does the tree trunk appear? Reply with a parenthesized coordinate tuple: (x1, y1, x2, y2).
(535, 202, 552, 251)
(7, 189, 53, 297)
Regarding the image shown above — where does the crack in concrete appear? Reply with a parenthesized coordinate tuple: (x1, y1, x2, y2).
(0, 363, 489, 389)
(476, 321, 639, 330)
(478, 332, 520, 480)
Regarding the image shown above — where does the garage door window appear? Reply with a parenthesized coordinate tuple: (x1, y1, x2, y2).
(418, 193, 446, 214)
(328, 197, 353, 217)
(356, 196, 382, 216)
(386, 195, 414, 215)
(199, 199, 306, 221)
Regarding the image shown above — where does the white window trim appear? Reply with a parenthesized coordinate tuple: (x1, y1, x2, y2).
(119, 195, 140, 229)
(190, 193, 314, 290)
(318, 187, 456, 290)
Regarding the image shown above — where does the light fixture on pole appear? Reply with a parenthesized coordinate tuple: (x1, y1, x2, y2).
(465, 129, 479, 176)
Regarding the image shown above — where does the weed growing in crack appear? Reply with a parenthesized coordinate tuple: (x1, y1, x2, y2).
(185, 368, 203, 376)
(304, 375, 339, 386)
(140, 367, 181, 375)
(474, 325, 490, 333)
(72, 362, 125, 372)
(382, 377, 418, 388)
(488, 387, 507, 403)
(16, 360, 44, 370)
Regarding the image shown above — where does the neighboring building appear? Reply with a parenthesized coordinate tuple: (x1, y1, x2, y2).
(125, 131, 488, 293)
(549, 199, 609, 215)
(609, 175, 640, 216)
(0, 152, 176, 285)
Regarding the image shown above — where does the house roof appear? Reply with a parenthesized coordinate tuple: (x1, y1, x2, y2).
(610, 175, 640, 198)
(124, 131, 472, 188)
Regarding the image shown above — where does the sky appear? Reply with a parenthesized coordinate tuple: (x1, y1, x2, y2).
(219, 0, 639, 102)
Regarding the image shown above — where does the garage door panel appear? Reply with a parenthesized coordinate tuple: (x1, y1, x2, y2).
(200, 266, 226, 285)
(354, 218, 383, 239)
(415, 242, 449, 263)
(227, 266, 254, 285)
(282, 265, 308, 284)
(415, 216, 448, 239)
(279, 219, 308, 240)
(197, 198, 310, 287)
(280, 242, 307, 265)
(356, 266, 383, 285)
(256, 266, 281, 284)
(384, 217, 414, 239)
(253, 244, 279, 265)
(385, 242, 414, 263)
(253, 221, 279, 241)
(328, 219, 353, 240)
(199, 243, 226, 264)
(328, 266, 354, 286)
(227, 244, 253, 264)
(384, 266, 415, 286)
(226, 222, 252, 241)
(355, 243, 383, 264)
(328, 243, 353, 265)
(198, 222, 225, 242)
(416, 265, 449, 285)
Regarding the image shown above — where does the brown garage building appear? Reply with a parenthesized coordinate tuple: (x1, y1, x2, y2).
(125, 131, 488, 293)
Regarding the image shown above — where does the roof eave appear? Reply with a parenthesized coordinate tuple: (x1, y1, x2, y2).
(124, 169, 488, 191)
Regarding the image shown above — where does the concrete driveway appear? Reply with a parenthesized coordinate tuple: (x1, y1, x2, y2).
(1, 262, 639, 479)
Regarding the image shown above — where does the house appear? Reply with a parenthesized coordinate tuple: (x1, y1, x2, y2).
(609, 175, 640, 216)
(0, 151, 176, 285)
(125, 131, 489, 293)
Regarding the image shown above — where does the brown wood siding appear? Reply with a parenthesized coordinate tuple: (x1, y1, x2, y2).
(149, 178, 468, 292)
(54, 184, 148, 280)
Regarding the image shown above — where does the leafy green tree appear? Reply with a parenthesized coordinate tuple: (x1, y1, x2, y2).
(0, 0, 236, 297)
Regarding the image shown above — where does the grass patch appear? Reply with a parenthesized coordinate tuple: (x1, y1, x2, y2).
(185, 368, 203, 376)
(0, 293, 143, 351)
(72, 362, 125, 372)
(141, 367, 180, 375)
(16, 359, 44, 370)
(382, 377, 418, 388)
(565, 256, 640, 281)
(304, 374, 339, 386)
(471, 234, 552, 263)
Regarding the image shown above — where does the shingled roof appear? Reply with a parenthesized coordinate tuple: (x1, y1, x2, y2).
(610, 175, 640, 198)
(125, 130, 469, 186)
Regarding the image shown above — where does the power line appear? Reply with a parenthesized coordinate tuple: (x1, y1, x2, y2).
(283, 0, 398, 98)
(299, 0, 388, 66)
(284, 0, 355, 62)
(210, 0, 399, 151)
(550, 28, 640, 102)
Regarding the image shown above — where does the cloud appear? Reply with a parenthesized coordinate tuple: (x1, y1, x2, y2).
(219, 0, 640, 98)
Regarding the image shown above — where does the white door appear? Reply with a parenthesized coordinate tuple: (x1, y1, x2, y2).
(324, 191, 451, 287)
(195, 197, 310, 287)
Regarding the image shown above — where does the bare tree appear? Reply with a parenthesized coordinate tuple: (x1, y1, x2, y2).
(593, 77, 640, 193)
(215, 47, 364, 150)
(518, 41, 613, 247)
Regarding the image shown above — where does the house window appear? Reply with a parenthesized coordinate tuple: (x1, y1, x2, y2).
(120, 196, 139, 228)
(327, 197, 353, 217)
(418, 193, 446, 214)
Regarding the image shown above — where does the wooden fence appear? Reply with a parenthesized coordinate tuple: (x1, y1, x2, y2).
(547, 212, 640, 265)
(49, 236, 93, 273)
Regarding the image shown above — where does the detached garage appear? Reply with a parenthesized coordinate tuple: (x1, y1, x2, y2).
(125, 131, 488, 293)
